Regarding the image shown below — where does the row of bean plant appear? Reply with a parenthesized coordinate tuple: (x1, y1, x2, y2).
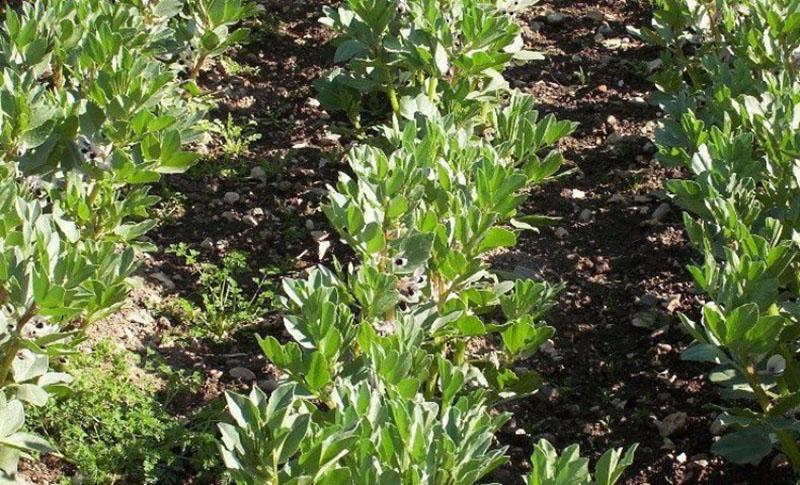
(218, 1, 637, 483)
(0, 0, 254, 481)
(639, 0, 800, 471)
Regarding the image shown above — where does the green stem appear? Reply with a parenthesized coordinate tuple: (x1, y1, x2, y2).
(190, 52, 208, 80)
(453, 340, 466, 365)
(0, 339, 20, 389)
(427, 77, 438, 102)
(0, 306, 36, 388)
(386, 83, 400, 115)
(744, 364, 800, 471)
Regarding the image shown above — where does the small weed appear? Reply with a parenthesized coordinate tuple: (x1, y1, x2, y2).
(209, 113, 262, 159)
(152, 187, 188, 224)
(220, 56, 261, 77)
(27, 341, 222, 484)
(165, 244, 278, 339)
(573, 66, 590, 85)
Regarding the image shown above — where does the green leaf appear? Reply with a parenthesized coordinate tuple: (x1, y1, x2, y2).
(16, 384, 48, 407)
(305, 352, 332, 392)
(0, 432, 53, 454)
(595, 444, 638, 485)
(477, 227, 516, 253)
(711, 428, 772, 465)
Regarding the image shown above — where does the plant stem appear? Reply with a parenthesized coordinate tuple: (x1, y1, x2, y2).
(0, 339, 20, 388)
(744, 363, 800, 471)
(190, 53, 208, 80)
(386, 83, 400, 115)
(0, 306, 36, 387)
(427, 77, 438, 102)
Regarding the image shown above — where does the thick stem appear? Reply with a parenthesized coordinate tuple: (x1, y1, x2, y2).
(744, 364, 800, 471)
(453, 340, 466, 365)
(0, 306, 36, 387)
(190, 53, 208, 80)
(0, 339, 20, 389)
(427, 77, 438, 102)
(386, 83, 400, 115)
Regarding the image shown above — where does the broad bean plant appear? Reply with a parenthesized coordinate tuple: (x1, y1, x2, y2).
(639, 0, 800, 471)
(0, 0, 253, 481)
(315, 0, 542, 127)
(219, 1, 637, 483)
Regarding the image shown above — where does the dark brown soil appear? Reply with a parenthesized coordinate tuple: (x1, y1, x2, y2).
(22, 0, 797, 483)
(490, 1, 794, 484)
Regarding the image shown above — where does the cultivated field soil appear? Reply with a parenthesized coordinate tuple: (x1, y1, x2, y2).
(20, 0, 796, 484)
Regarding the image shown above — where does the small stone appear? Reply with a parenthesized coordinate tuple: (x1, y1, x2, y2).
(230, 367, 257, 381)
(546, 12, 565, 24)
(310, 230, 328, 242)
(608, 194, 625, 203)
(650, 203, 671, 223)
(538, 384, 559, 401)
(646, 59, 663, 72)
(150, 272, 176, 291)
(572, 189, 587, 199)
(676, 452, 687, 464)
(607, 132, 624, 144)
(579, 208, 593, 222)
(772, 453, 789, 469)
(223, 192, 240, 204)
(258, 379, 280, 392)
(586, 9, 604, 22)
(631, 310, 657, 328)
(656, 412, 688, 437)
(597, 21, 613, 36)
(664, 294, 682, 312)
(306, 97, 321, 108)
(243, 215, 259, 227)
(554, 227, 569, 239)
(634, 195, 651, 203)
(322, 131, 341, 143)
(539, 339, 560, 360)
(691, 454, 709, 468)
(200, 238, 214, 250)
(222, 211, 237, 222)
(640, 294, 659, 307)
(595, 259, 611, 274)
(530, 21, 543, 32)
(250, 166, 267, 182)
(631, 96, 648, 107)
(129, 309, 155, 327)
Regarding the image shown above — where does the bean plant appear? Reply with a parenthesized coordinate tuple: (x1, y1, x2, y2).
(315, 0, 542, 127)
(640, 0, 800, 471)
(220, 1, 637, 483)
(0, 0, 254, 481)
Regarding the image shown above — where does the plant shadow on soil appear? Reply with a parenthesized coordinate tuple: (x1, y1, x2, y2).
(486, 0, 795, 483)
